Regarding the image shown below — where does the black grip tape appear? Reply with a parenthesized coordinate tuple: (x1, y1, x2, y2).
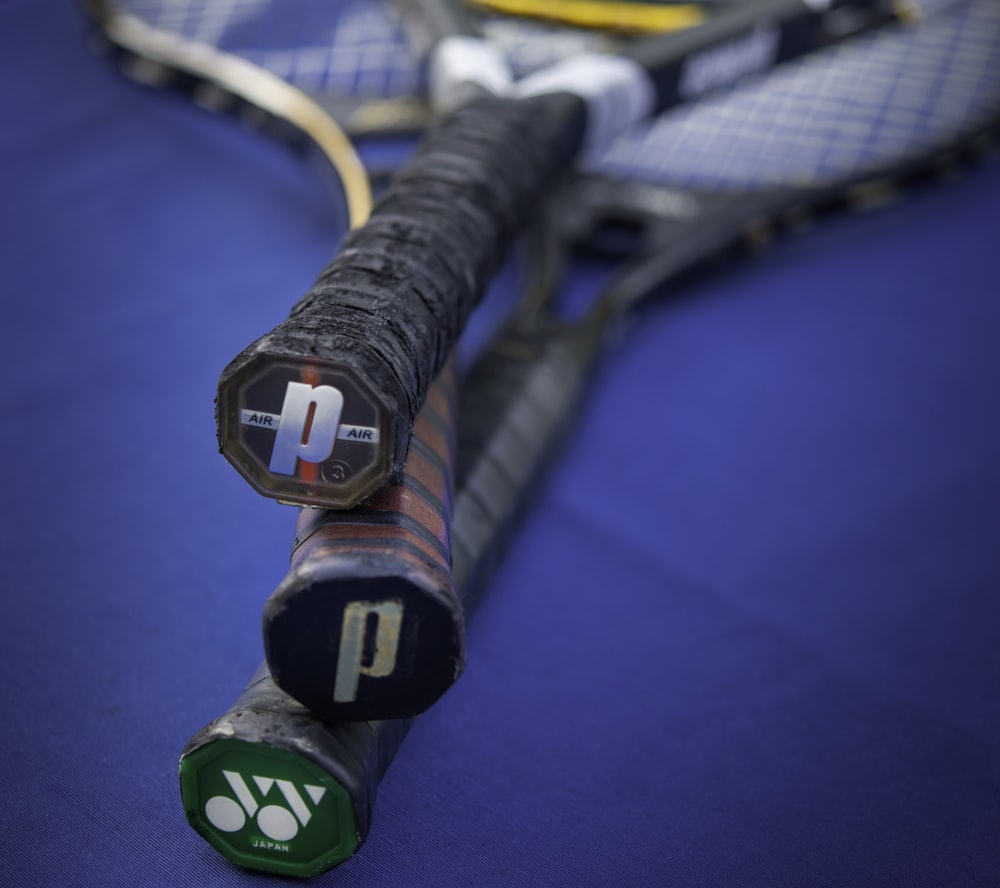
(217, 90, 587, 484)
(452, 324, 601, 614)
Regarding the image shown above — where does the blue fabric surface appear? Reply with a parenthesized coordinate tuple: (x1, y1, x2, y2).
(2, 2, 999, 886)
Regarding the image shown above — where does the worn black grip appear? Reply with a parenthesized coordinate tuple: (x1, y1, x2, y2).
(216, 90, 587, 509)
(182, 321, 603, 876)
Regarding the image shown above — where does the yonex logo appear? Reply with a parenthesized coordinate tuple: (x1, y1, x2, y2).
(204, 770, 328, 844)
(240, 381, 379, 478)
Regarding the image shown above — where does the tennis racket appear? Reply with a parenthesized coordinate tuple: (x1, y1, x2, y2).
(180, 3, 999, 876)
(260, 0, 1000, 725)
(82, 0, 630, 725)
(202, 0, 897, 510)
(81, 0, 665, 723)
(89, 0, 897, 723)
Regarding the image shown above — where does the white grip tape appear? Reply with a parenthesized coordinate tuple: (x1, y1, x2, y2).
(514, 53, 656, 155)
(430, 36, 514, 113)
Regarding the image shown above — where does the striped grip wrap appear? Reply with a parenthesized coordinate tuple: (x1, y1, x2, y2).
(262, 362, 461, 722)
(216, 90, 587, 508)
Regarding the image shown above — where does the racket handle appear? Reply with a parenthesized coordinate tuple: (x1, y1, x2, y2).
(216, 91, 587, 510)
(179, 662, 409, 880)
(180, 322, 602, 876)
(262, 363, 461, 722)
(261, 318, 601, 722)
(452, 321, 603, 617)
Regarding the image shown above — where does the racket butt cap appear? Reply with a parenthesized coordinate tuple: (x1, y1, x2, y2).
(179, 733, 362, 878)
(216, 346, 406, 510)
(263, 554, 466, 721)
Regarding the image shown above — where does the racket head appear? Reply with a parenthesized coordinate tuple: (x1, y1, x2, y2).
(88, 0, 608, 135)
(556, 0, 1000, 275)
(89, 0, 422, 131)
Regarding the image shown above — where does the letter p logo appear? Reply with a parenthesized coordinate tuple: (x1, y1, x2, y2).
(333, 601, 403, 703)
(269, 382, 344, 476)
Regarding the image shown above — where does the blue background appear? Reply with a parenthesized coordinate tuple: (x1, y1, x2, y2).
(2, 2, 999, 885)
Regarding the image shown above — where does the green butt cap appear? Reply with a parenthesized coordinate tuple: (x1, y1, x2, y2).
(179, 737, 359, 878)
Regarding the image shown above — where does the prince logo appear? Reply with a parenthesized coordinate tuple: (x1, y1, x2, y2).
(266, 382, 345, 475)
(219, 360, 389, 508)
(241, 382, 380, 476)
(334, 600, 404, 703)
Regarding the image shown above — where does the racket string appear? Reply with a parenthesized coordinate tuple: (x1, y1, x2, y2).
(597, 1, 1000, 189)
